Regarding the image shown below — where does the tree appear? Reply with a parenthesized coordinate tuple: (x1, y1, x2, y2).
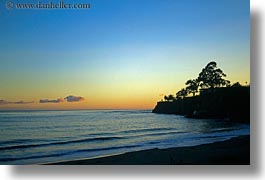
(168, 94, 175, 102)
(176, 88, 188, 99)
(164, 94, 175, 102)
(164, 95, 169, 101)
(185, 79, 199, 96)
(231, 82, 242, 87)
(198, 61, 230, 88)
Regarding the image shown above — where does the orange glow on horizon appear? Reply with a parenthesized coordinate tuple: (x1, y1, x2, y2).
(0, 96, 157, 110)
(0, 78, 251, 110)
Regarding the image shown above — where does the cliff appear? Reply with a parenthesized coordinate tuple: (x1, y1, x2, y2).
(152, 87, 250, 123)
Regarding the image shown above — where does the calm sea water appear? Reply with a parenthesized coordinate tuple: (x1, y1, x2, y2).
(0, 110, 250, 164)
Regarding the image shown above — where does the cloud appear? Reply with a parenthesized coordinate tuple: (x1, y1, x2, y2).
(1, 95, 85, 106)
(0, 99, 34, 105)
(39, 98, 64, 103)
(39, 95, 84, 103)
(14, 101, 34, 104)
(64, 95, 85, 102)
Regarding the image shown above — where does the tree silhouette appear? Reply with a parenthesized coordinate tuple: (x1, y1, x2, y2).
(185, 79, 199, 96)
(168, 94, 175, 102)
(231, 82, 242, 87)
(162, 61, 232, 102)
(164, 94, 175, 102)
(176, 88, 188, 99)
(198, 61, 230, 88)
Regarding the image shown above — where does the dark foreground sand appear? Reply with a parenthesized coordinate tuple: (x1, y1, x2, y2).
(47, 135, 250, 165)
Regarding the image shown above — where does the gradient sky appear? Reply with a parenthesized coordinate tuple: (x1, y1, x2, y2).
(0, 0, 250, 110)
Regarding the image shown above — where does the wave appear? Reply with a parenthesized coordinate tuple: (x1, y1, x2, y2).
(84, 128, 179, 137)
(0, 138, 58, 148)
(0, 139, 41, 146)
(0, 130, 186, 152)
(119, 127, 177, 134)
(137, 131, 186, 137)
(0, 144, 141, 162)
(0, 136, 123, 151)
(209, 128, 238, 133)
(192, 134, 234, 139)
(0, 129, 187, 151)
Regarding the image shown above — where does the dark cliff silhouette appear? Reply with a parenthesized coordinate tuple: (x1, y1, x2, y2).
(152, 61, 250, 123)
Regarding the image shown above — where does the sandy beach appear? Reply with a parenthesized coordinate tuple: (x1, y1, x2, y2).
(46, 135, 250, 165)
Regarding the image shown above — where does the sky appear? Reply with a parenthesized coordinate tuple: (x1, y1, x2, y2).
(0, 0, 250, 110)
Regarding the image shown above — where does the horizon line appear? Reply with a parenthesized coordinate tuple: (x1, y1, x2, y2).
(0, 108, 153, 112)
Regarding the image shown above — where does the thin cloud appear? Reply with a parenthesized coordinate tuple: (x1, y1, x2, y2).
(39, 98, 64, 104)
(0, 99, 34, 105)
(2, 95, 86, 105)
(64, 95, 85, 102)
(14, 101, 34, 104)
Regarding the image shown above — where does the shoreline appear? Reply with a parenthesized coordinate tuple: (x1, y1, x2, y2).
(152, 86, 250, 124)
(46, 135, 250, 165)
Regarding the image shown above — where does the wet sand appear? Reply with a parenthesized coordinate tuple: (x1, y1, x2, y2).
(47, 135, 250, 165)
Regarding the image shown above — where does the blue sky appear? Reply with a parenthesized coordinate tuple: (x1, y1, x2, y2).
(0, 0, 250, 109)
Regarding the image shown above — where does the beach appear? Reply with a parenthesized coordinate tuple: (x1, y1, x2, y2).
(47, 135, 250, 165)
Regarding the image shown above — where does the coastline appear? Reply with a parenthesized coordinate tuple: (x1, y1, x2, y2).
(46, 135, 250, 165)
(152, 87, 250, 124)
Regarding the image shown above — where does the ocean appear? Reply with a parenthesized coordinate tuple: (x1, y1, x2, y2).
(0, 110, 250, 165)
